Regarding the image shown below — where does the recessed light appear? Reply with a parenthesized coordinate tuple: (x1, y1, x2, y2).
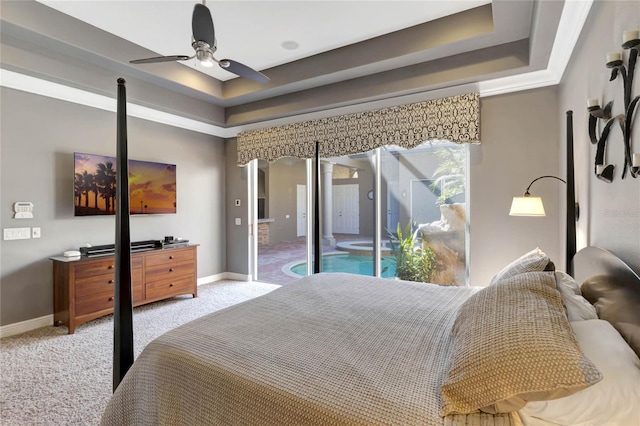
(281, 41, 299, 50)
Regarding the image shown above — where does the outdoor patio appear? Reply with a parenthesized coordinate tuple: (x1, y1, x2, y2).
(256, 234, 369, 285)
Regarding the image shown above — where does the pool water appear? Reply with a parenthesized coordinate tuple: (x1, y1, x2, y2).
(290, 254, 397, 278)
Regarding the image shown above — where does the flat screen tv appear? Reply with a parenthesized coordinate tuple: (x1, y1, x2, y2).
(74, 152, 177, 216)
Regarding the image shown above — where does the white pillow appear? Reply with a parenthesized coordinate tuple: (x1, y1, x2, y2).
(521, 319, 640, 426)
(555, 271, 598, 321)
(489, 248, 552, 285)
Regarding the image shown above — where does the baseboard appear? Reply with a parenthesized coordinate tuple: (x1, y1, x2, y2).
(197, 272, 251, 285)
(221, 272, 252, 281)
(0, 314, 54, 338)
(197, 273, 226, 285)
(2, 273, 253, 338)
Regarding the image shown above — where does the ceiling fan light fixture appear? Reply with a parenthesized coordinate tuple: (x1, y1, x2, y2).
(196, 48, 215, 67)
(200, 58, 214, 67)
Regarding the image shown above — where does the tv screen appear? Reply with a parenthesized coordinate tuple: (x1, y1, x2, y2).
(74, 152, 177, 216)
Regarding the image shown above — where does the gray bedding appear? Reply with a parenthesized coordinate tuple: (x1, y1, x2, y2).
(100, 272, 516, 425)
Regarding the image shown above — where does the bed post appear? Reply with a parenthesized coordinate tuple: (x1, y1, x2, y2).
(113, 78, 134, 391)
(566, 110, 577, 277)
(314, 141, 322, 274)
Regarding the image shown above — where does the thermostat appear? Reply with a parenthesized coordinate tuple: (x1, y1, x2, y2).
(13, 202, 34, 219)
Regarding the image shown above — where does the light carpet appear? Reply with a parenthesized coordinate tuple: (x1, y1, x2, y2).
(0, 280, 280, 426)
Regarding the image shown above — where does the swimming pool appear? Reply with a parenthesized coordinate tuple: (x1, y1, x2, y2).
(287, 253, 397, 278)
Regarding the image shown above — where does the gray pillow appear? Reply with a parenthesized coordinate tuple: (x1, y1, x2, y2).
(581, 273, 640, 359)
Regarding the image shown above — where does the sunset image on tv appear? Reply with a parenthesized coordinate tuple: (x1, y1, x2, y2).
(74, 152, 176, 216)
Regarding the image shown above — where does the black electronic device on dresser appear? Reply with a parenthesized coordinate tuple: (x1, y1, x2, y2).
(163, 236, 190, 248)
(80, 240, 162, 257)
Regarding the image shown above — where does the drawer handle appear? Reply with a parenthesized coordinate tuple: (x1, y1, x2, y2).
(169, 283, 174, 287)
(108, 280, 114, 284)
(108, 297, 114, 301)
(169, 268, 174, 272)
(108, 265, 114, 269)
(169, 255, 174, 259)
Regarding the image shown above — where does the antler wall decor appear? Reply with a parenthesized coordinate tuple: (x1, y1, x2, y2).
(587, 29, 639, 183)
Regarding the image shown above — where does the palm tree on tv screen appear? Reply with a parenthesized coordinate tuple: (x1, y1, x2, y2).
(96, 162, 116, 213)
(74, 172, 84, 207)
(81, 170, 92, 208)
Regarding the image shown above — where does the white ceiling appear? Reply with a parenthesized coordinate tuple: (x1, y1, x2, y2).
(37, 0, 490, 81)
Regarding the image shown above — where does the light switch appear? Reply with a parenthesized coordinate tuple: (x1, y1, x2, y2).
(3, 227, 31, 240)
(235, 218, 241, 226)
(32, 227, 41, 238)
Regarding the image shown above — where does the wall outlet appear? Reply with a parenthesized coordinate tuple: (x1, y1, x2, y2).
(3, 227, 31, 240)
(235, 199, 241, 206)
(32, 227, 41, 238)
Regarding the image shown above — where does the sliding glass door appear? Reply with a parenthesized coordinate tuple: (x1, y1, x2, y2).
(318, 152, 377, 277)
(380, 142, 468, 285)
(252, 141, 468, 286)
(255, 157, 309, 284)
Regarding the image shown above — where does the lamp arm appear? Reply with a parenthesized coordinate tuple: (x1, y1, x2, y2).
(524, 175, 566, 195)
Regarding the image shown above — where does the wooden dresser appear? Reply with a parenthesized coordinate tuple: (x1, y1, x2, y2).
(51, 245, 197, 334)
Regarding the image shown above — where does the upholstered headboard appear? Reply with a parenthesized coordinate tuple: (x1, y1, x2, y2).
(572, 246, 640, 358)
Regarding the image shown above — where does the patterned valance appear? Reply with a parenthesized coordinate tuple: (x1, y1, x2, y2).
(237, 92, 479, 165)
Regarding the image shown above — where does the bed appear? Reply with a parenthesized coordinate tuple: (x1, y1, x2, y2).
(100, 246, 640, 426)
(104, 91, 640, 424)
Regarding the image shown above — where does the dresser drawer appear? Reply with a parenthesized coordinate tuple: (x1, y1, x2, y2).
(75, 257, 143, 279)
(145, 248, 195, 267)
(76, 269, 143, 298)
(145, 261, 195, 282)
(145, 275, 195, 301)
(76, 282, 144, 316)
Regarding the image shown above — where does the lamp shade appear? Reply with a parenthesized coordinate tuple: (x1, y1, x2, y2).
(509, 196, 546, 216)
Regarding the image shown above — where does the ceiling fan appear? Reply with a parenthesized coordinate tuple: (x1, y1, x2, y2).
(129, 3, 269, 83)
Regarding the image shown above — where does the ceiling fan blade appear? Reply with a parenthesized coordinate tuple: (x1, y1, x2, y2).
(219, 59, 269, 83)
(192, 4, 215, 46)
(130, 55, 192, 64)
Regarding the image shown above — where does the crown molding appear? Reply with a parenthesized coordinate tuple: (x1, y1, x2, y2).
(478, 0, 593, 97)
(0, 69, 236, 138)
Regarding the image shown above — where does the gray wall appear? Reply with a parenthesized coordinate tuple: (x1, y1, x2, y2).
(0, 87, 226, 326)
(224, 138, 250, 276)
(558, 0, 640, 272)
(470, 87, 561, 286)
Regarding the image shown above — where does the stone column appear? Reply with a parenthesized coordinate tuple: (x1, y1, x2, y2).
(321, 162, 335, 246)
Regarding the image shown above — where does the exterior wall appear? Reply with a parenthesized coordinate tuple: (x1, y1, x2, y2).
(266, 160, 307, 244)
